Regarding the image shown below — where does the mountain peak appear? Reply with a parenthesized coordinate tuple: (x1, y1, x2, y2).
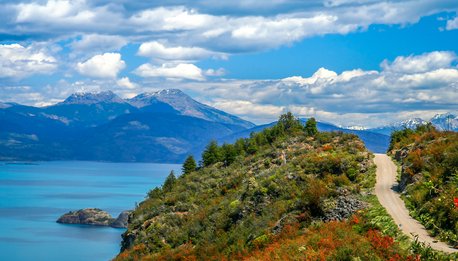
(430, 112, 458, 131)
(129, 89, 189, 107)
(61, 91, 125, 105)
(154, 89, 185, 96)
(128, 89, 254, 129)
(394, 118, 427, 128)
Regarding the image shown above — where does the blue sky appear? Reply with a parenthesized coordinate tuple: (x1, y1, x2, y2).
(0, 0, 458, 127)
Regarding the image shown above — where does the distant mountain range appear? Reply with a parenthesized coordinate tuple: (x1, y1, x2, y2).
(2, 89, 454, 162)
(0, 90, 252, 162)
(366, 113, 458, 136)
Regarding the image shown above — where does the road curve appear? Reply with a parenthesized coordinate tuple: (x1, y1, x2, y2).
(374, 153, 458, 254)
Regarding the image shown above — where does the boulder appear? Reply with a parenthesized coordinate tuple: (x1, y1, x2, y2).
(111, 211, 132, 228)
(57, 208, 114, 226)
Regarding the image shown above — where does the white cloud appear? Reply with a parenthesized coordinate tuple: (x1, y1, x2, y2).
(0, 43, 57, 78)
(71, 34, 127, 53)
(134, 63, 205, 81)
(381, 51, 456, 73)
(5, 1, 457, 53)
(130, 6, 215, 31)
(76, 53, 125, 78)
(446, 16, 458, 30)
(204, 68, 225, 76)
(15, 0, 95, 25)
(137, 41, 222, 61)
(117, 77, 136, 89)
(397, 68, 458, 87)
(172, 51, 458, 127)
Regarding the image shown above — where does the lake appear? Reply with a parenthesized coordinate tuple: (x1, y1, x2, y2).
(0, 161, 181, 261)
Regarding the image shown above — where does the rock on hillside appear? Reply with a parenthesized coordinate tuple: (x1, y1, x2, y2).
(111, 211, 132, 228)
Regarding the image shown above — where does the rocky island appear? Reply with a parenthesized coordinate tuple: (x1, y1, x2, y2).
(57, 208, 131, 228)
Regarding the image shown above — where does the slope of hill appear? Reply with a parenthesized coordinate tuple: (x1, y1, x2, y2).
(73, 113, 246, 162)
(115, 115, 417, 260)
(389, 125, 458, 247)
(218, 119, 390, 153)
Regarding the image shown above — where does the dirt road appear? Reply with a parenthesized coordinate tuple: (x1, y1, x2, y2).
(374, 153, 457, 254)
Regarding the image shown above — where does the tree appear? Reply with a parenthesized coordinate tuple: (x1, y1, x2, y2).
(182, 155, 197, 175)
(221, 143, 238, 166)
(278, 112, 303, 132)
(202, 140, 222, 167)
(162, 170, 176, 192)
(305, 117, 318, 136)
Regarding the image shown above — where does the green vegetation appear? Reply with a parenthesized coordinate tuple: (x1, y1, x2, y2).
(162, 171, 176, 193)
(389, 125, 458, 246)
(304, 117, 318, 136)
(115, 114, 458, 260)
(182, 155, 197, 176)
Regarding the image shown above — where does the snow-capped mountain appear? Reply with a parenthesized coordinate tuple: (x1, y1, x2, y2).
(369, 118, 428, 136)
(0, 89, 255, 162)
(430, 113, 458, 131)
(60, 90, 126, 105)
(128, 89, 255, 129)
(341, 125, 368, 131)
(369, 114, 458, 135)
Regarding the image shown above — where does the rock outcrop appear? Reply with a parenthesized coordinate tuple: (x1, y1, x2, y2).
(57, 208, 131, 228)
(110, 211, 132, 228)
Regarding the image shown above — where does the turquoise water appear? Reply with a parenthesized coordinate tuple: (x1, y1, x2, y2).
(0, 161, 181, 261)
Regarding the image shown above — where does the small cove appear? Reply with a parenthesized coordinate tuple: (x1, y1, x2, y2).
(0, 161, 181, 260)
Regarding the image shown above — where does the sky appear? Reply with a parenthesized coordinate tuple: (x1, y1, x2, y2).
(0, 0, 458, 127)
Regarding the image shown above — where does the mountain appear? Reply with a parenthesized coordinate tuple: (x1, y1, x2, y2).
(73, 113, 246, 162)
(368, 118, 428, 136)
(128, 89, 255, 129)
(4, 91, 137, 128)
(217, 119, 390, 153)
(0, 89, 254, 162)
(430, 112, 458, 131)
(60, 91, 126, 105)
(369, 113, 458, 135)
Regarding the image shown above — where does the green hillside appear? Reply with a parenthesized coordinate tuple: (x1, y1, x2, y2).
(389, 125, 458, 246)
(115, 114, 423, 260)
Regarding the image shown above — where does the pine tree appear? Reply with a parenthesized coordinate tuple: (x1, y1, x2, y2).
(202, 140, 222, 167)
(182, 155, 197, 175)
(162, 170, 176, 192)
(221, 143, 237, 166)
(305, 117, 318, 136)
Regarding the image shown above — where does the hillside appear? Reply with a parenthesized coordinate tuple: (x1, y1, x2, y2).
(389, 125, 458, 246)
(116, 114, 418, 260)
(218, 119, 390, 153)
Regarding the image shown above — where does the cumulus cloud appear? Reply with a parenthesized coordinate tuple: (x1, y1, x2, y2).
(0, 43, 57, 78)
(137, 41, 223, 61)
(130, 6, 214, 31)
(175, 51, 458, 126)
(76, 53, 125, 78)
(15, 0, 95, 26)
(71, 34, 127, 53)
(4, 1, 458, 53)
(446, 16, 458, 30)
(381, 51, 456, 73)
(117, 77, 136, 89)
(135, 63, 205, 81)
